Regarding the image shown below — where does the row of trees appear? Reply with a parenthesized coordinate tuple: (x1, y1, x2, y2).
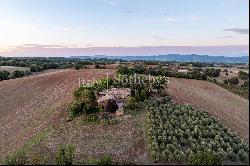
(0, 57, 118, 73)
(0, 70, 31, 81)
(146, 96, 249, 164)
(116, 65, 211, 80)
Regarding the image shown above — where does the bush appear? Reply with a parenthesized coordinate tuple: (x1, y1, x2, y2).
(74, 86, 96, 105)
(124, 97, 139, 111)
(87, 155, 112, 165)
(238, 71, 249, 80)
(99, 112, 118, 124)
(55, 145, 74, 165)
(224, 77, 239, 85)
(82, 114, 100, 125)
(3, 151, 28, 165)
(188, 151, 222, 165)
(12, 70, 25, 78)
(0, 70, 10, 81)
(204, 68, 221, 77)
(68, 101, 85, 119)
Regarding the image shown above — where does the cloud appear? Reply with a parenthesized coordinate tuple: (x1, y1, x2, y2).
(100, 0, 120, 6)
(152, 36, 166, 40)
(224, 28, 249, 34)
(188, 14, 201, 21)
(122, 8, 137, 13)
(218, 36, 234, 39)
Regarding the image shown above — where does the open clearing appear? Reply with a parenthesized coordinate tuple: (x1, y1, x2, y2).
(167, 77, 249, 143)
(0, 66, 30, 72)
(0, 69, 115, 160)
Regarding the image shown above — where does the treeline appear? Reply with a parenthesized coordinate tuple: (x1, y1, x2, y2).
(211, 71, 249, 99)
(0, 57, 120, 72)
(0, 57, 120, 81)
(116, 65, 221, 80)
(0, 70, 31, 81)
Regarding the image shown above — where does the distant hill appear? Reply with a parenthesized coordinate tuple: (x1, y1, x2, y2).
(71, 54, 249, 64)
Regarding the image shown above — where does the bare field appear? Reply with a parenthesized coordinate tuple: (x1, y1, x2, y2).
(0, 69, 114, 159)
(167, 77, 249, 143)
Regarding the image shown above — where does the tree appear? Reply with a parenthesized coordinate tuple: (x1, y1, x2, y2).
(204, 68, 221, 77)
(105, 99, 118, 113)
(188, 151, 222, 165)
(152, 76, 167, 93)
(224, 77, 239, 85)
(0, 71, 10, 81)
(12, 70, 25, 78)
(74, 86, 97, 109)
(238, 71, 249, 80)
(125, 97, 139, 110)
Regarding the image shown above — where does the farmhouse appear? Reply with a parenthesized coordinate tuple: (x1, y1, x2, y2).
(97, 88, 131, 115)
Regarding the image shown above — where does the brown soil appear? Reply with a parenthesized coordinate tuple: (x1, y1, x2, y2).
(0, 69, 114, 159)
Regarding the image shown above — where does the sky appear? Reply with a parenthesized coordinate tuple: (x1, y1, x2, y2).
(0, 0, 249, 56)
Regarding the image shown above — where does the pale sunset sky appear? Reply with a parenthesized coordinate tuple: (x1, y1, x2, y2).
(0, 0, 249, 56)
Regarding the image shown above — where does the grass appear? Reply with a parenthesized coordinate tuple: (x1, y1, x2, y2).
(1, 127, 54, 165)
(86, 155, 112, 165)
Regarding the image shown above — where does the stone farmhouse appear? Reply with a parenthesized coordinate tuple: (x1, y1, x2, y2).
(97, 88, 131, 115)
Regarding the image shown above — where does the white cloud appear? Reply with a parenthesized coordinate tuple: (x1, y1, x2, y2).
(188, 14, 201, 21)
(100, 0, 121, 6)
(224, 28, 249, 34)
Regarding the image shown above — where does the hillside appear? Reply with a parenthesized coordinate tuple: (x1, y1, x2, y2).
(0, 69, 114, 159)
(167, 78, 249, 143)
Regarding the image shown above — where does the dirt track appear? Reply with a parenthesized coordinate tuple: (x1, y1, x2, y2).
(0, 69, 114, 159)
(167, 78, 249, 143)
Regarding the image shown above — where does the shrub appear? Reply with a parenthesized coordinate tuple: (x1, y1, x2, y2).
(3, 151, 28, 165)
(99, 112, 118, 124)
(74, 86, 96, 105)
(83, 114, 100, 124)
(238, 149, 249, 162)
(55, 145, 74, 165)
(124, 97, 139, 110)
(0, 70, 10, 81)
(238, 71, 249, 80)
(68, 101, 85, 119)
(224, 77, 239, 85)
(188, 151, 222, 165)
(12, 70, 25, 78)
(87, 155, 112, 165)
